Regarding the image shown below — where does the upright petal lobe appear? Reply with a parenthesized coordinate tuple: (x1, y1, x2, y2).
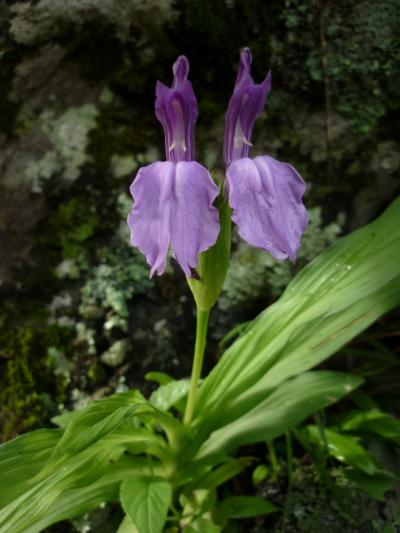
(224, 48, 271, 165)
(226, 156, 308, 261)
(128, 161, 220, 276)
(155, 56, 198, 162)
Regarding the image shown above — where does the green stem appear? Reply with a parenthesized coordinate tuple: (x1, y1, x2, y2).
(183, 307, 210, 425)
(267, 440, 279, 481)
(281, 432, 293, 533)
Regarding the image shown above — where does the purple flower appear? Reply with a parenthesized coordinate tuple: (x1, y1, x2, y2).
(224, 48, 308, 262)
(127, 56, 220, 277)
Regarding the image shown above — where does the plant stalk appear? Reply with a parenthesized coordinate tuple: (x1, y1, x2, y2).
(267, 440, 279, 481)
(183, 307, 210, 425)
(281, 432, 293, 533)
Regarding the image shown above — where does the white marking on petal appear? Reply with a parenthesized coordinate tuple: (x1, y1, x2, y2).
(170, 99, 187, 160)
(233, 117, 252, 153)
(241, 137, 253, 147)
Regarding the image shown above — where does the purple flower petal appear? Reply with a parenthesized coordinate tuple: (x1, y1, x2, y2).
(224, 48, 271, 165)
(128, 161, 220, 276)
(155, 56, 198, 162)
(226, 156, 308, 261)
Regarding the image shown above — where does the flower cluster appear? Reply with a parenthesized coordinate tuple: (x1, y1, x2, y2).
(127, 48, 308, 277)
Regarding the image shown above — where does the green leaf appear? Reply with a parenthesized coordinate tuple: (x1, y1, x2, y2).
(133, 405, 189, 455)
(185, 458, 253, 493)
(145, 372, 175, 386)
(0, 429, 62, 508)
(120, 477, 172, 533)
(185, 516, 221, 533)
(252, 464, 269, 485)
(62, 389, 144, 428)
(174, 454, 233, 487)
(149, 379, 190, 412)
(51, 389, 145, 457)
(180, 489, 217, 524)
(23, 475, 119, 532)
(51, 411, 76, 428)
(222, 496, 279, 519)
(345, 467, 398, 501)
(219, 321, 251, 351)
(0, 453, 162, 533)
(0, 390, 165, 532)
(117, 515, 139, 533)
(194, 199, 400, 429)
(199, 372, 362, 456)
(305, 425, 377, 474)
(341, 409, 400, 439)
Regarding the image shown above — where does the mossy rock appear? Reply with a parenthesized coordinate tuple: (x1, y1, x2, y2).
(0, 301, 72, 441)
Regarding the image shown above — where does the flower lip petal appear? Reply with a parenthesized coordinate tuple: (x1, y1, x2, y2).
(226, 156, 308, 262)
(127, 161, 220, 277)
(169, 161, 220, 276)
(128, 161, 174, 277)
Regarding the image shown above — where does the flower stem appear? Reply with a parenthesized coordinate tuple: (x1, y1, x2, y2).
(183, 307, 209, 425)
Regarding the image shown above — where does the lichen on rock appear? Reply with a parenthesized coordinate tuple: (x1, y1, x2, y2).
(10, 0, 173, 46)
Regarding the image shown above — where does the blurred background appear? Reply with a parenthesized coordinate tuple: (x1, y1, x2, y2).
(0, 0, 399, 530)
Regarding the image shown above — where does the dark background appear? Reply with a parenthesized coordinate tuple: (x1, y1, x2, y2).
(0, 1, 399, 529)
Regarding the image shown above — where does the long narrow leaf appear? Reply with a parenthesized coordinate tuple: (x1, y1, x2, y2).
(0, 445, 164, 533)
(194, 198, 400, 429)
(198, 371, 362, 456)
(0, 429, 62, 508)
